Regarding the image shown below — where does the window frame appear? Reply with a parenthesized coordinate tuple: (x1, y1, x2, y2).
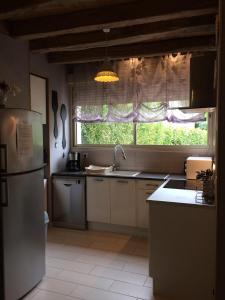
(72, 111, 215, 152)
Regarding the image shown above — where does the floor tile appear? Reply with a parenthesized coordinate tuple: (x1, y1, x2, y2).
(112, 253, 147, 264)
(133, 247, 148, 257)
(46, 243, 66, 252)
(123, 260, 149, 275)
(144, 277, 153, 288)
(30, 290, 80, 300)
(22, 287, 40, 299)
(88, 230, 131, 241)
(89, 241, 123, 252)
(110, 281, 152, 300)
(71, 284, 137, 300)
(47, 257, 95, 273)
(64, 235, 93, 247)
(90, 265, 147, 285)
(77, 253, 125, 270)
(61, 244, 110, 258)
(46, 248, 81, 261)
(38, 278, 77, 295)
(56, 269, 114, 290)
(45, 266, 62, 278)
(45, 228, 154, 300)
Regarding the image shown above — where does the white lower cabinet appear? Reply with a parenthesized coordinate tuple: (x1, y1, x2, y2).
(136, 189, 153, 228)
(87, 177, 110, 223)
(136, 180, 163, 228)
(86, 176, 162, 228)
(110, 178, 136, 226)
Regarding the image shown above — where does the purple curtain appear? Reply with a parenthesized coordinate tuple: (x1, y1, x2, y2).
(72, 54, 205, 123)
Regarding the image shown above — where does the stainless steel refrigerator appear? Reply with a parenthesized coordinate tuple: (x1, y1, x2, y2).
(0, 108, 45, 300)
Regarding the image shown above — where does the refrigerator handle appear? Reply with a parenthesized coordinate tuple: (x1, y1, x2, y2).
(0, 178, 8, 207)
(0, 144, 7, 172)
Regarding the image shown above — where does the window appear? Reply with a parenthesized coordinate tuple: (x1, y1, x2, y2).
(72, 55, 210, 147)
(75, 113, 208, 146)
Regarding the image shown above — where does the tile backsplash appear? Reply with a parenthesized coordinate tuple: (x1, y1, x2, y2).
(74, 146, 213, 174)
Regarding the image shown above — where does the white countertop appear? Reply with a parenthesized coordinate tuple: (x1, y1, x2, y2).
(148, 180, 215, 208)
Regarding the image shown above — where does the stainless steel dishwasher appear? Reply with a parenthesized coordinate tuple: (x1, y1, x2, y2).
(52, 176, 86, 229)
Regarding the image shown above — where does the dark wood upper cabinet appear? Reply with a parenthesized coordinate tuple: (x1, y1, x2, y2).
(190, 52, 217, 108)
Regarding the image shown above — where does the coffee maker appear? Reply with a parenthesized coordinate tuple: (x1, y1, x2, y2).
(66, 151, 81, 172)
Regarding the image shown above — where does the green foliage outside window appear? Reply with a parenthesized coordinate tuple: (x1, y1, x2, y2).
(79, 120, 208, 146)
(81, 123, 134, 145)
(136, 123, 207, 145)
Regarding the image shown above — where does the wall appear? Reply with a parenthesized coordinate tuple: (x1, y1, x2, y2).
(0, 33, 30, 109)
(30, 54, 70, 174)
(0, 33, 70, 174)
(75, 146, 212, 174)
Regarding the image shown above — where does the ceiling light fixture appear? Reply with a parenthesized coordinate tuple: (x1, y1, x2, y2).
(94, 28, 119, 83)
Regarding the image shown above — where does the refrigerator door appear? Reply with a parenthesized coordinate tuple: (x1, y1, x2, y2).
(0, 108, 43, 174)
(2, 169, 45, 300)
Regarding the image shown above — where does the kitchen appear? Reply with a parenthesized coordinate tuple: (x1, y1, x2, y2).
(0, 1, 225, 300)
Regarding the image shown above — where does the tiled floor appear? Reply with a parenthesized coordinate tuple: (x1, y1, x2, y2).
(23, 227, 159, 300)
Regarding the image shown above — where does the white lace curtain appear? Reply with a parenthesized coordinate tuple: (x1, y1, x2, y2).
(72, 54, 204, 123)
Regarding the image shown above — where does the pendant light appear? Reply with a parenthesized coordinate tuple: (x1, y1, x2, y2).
(94, 28, 119, 83)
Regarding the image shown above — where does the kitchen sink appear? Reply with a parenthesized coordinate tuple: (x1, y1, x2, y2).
(108, 170, 140, 177)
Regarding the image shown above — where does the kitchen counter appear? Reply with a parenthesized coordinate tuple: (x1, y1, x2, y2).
(52, 171, 169, 181)
(52, 171, 86, 177)
(52, 171, 215, 207)
(148, 179, 215, 207)
(149, 181, 216, 300)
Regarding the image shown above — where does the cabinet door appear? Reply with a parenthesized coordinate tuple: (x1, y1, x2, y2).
(136, 189, 154, 228)
(87, 177, 110, 223)
(110, 179, 136, 226)
(53, 177, 85, 226)
(190, 52, 216, 108)
(136, 180, 162, 228)
(53, 178, 72, 222)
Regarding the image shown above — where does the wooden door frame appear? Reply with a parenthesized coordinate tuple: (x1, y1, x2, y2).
(216, 0, 225, 299)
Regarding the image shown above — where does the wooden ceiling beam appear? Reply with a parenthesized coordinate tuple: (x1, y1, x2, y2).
(47, 36, 216, 64)
(0, 20, 9, 34)
(0, 0, 62, 20)
(0, 0, 134, 21)
(30, 15, 216, 53)
(10, 0, 218, 39)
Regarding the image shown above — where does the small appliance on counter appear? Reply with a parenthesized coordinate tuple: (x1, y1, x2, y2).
(66, 151, 81, 172)
(185, 156, 213, 179)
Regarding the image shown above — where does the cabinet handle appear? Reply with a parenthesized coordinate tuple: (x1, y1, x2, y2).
(94, 178, 104, 182)
(117, 180, 128, 184)
(145, 183, 158, 187)
(64, 184, 72, 187)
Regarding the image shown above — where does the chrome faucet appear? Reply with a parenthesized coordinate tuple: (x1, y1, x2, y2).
(113, 144, 127, 171)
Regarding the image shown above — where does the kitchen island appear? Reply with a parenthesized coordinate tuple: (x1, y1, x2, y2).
(148, 180, 216, 300)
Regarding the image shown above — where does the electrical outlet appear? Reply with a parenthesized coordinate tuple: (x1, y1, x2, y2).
(83, 153, 88, 159)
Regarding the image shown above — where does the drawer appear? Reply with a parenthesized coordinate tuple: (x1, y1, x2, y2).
(87, 176, 110, 183)
(136, 180, 163, 190)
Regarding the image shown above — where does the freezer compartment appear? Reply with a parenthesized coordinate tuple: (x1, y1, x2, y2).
(2, 169, 45, 300)
(0, 108, 43, 174)
(53, 177, 86, 229)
